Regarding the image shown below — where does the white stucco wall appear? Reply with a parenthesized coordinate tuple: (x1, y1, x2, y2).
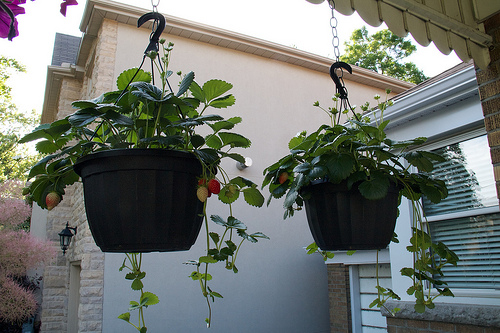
(97, 22, 389, 333)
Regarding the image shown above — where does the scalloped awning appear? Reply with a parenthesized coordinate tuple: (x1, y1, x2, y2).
(308, 0, 500, 70)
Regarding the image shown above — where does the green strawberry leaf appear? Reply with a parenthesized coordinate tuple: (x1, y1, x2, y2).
(131, 278, 144, 291)
(117, 68, 151, 90)
(141, 292, 159, 306)
(203, 79, 233, 102)
(242, 187, 265, 207)
(118, 312, 131, 322)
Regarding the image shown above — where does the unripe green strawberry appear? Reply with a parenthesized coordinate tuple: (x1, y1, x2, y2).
(226, 184, 237, 198)
(197, 186, 209, 202)
(46, 191, 61, 211)
(208, 179, 221, 194)
(278, 172, 289, 184)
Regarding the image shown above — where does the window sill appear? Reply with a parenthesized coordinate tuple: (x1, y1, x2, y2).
(381, 300, 500, 328)
(324, 248, 390, 265)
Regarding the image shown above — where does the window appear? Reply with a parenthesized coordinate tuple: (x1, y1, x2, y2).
(422, 134, 500, 290)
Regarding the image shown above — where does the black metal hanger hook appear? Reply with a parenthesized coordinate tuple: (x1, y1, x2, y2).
(329, 61, 352, 100)
(137, 12, 166, 54)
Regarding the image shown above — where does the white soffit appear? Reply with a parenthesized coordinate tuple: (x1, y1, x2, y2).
(332, 0, 495, 69)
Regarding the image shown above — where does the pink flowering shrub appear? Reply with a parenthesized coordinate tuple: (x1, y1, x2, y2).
(0, 276, 38, 323)
(0, 179, 25, 199)
(0, 180, 31, 229)
(0, 180, 56, 324)
(0, 230, 55, 277)
(0, 197, 31, 228)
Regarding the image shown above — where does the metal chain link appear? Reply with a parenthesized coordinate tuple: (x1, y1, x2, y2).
(149, 0, 160, 53)
(151, 0, 160, 12)
(328, 0, 347, 92)
(329, 0, 341, 61)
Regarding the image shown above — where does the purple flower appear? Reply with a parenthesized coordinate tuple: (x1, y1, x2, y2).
(60, 0, 78, 17)
(0, 0, 78, 40)
(0, 0, 26, 41)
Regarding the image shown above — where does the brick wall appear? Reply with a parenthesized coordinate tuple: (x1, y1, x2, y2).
(327, 264, 351, 333)
(477, 12, 500, 201)
(39, 19, 118, 333)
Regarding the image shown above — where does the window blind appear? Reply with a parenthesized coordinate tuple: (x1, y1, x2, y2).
(429, 214, 500, 289)
(422, 135, 497, 216)
(422, 135, 499, 290)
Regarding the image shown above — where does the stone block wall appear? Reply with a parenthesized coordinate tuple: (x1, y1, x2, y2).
(39, 18, 118, 333)
(40, 184, 104, 333)
(57, 77, 83, 120)
(327, 264, 352, 333)
(87, 19, 118, 98)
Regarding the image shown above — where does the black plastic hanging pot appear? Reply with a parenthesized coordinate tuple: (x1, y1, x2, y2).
(301, 179, 400, 251)
(73, 149, 204, 253)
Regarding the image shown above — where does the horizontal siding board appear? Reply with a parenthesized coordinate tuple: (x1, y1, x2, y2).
(363, 326, 388, 333)
(361, 309, 387, 328)
(360, 277, 391, 293)
(355, 264, 391, 331)
(360, 294, 378, 309)
(359, 264, 391, 277)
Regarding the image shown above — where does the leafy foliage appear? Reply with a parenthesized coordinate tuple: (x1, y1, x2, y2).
(118, 253, 157, 332)
(340, 26, 428, 84)
(263, 92, 458, 313)
(263, 93, 447, 218)
(20, 40, 267, 328)
(20, 44, 254, 210)
(0, 56, 41, 181)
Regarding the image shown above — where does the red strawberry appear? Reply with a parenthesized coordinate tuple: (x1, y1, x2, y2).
(46, 192, 61, 211)
(198, 178, 207, 186)
(208, 179, 221, 194)
(278, 172, 289, 184)
(197, 187, 209, 202)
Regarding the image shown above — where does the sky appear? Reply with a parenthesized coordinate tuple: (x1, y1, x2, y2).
(0, 0, 462, 118)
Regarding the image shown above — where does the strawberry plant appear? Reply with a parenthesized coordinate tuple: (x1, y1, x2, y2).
(262, 91, 458, 314)
(19, 39, 267, 329)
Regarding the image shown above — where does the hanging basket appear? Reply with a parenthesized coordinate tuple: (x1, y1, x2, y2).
(301, 179, 400, 251)
(73, 149, 204, 253)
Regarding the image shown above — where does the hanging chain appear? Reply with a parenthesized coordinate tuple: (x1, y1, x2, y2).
(326, 0, 358, 120)
(151, 0, 160, 13)
(328, 0, 346, 100)
(329, 0, 341, 62)
(150, 0, 160, 44)
(149, 0, 161, 85)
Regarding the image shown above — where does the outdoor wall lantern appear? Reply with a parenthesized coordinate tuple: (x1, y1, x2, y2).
(58, 222, 77, 255)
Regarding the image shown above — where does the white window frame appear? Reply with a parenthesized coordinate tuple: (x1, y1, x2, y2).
(419, 129, 500, 303)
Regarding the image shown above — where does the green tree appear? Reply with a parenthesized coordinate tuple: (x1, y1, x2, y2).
(340, 26, 428, 84)
(0, 56, 40, 181)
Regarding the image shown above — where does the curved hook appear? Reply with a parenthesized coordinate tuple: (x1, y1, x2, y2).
(329, 61, 352, 99)
(137, 12, 166, 54)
